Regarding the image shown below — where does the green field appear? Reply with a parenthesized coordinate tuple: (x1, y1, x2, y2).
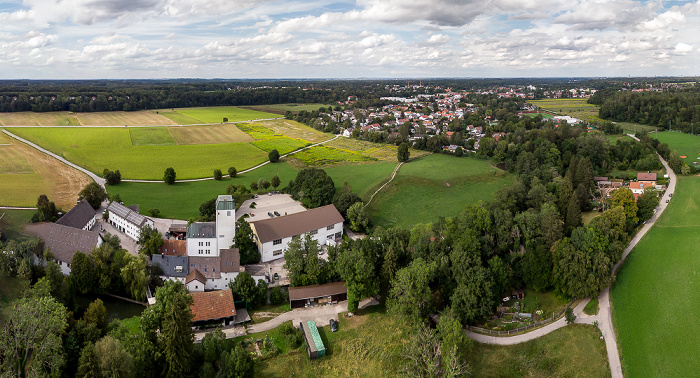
(529, 98, 602, 123)
(105, 162, 300, 220)
(159, 107, 280, 124)
(239, 103, 330, 115)
(653, 131, 700, 164)
(7, 127, 269, 180)
(612, 176, 700, 377)
(367, 155, 513, 229)
(325, 163, 398, 200)
(293, 146, 377, 165)
(0, 209, 34, 241)
(129, 127, 176, 146)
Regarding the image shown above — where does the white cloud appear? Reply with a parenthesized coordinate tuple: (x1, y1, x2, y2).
(674, 42, 693, 54)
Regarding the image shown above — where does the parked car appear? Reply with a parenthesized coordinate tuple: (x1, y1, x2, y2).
(273, 272, 279, 280)
(253, 194, 258, 199)
(666, 199, 670, 203)
(274, 211, 280, 216)
(268, 212, 274, 217)
(330, 319, 338, 332)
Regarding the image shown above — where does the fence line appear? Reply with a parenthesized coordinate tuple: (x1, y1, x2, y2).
(467, 299, 575, 336)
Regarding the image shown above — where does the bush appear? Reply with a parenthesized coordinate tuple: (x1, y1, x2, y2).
(270, 287, 289, 304)
(268, 149, 280, 163)
(228, 167, 237, 178)
(279, 322, 303, 349)
(163, 167, 176, 185)
(148, 208, 160, 217)
(213, 169, 223, 180)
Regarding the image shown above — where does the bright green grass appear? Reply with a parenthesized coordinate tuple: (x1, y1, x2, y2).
(0, 209, 34, 241)
(530, 98, 600, 122)
(367, 155, 512, 229)
(653, 131, 700, 163)
(468, 325, 610, 377)
(293, 146, 376, 165)
(522, 112, 554, 119)
(252, 137, 309, 154)
(612, 176, 700, 377)
(129, 127, 176, 146)
(265, 103, 331, 112)
(325, 162, 398, 200)
(155, 110, 203, 125)
(615, 121, 657, 134)
(584, 298, 599, 316)
(7, 127, 269, 180)
(170, 107, 280, 124)
(106, 163, 300, 220)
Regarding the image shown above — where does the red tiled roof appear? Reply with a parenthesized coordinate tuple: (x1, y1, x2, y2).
(160, 240, 187, 256)
(637, 172, 657, 181)
(189, 289, 236, 322)
(185, 268, 206, 284)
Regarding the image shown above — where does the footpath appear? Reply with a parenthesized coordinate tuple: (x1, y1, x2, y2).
(465, 139, 676, 378)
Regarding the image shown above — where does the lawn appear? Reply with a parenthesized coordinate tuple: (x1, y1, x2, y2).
(162, 107, 280, 124)
(6, 127, 269, 180)
(467, 325, 610, 377)
(105, 162, 300, 220)
(612, 175, 700, 377)
(0, 209, 35, 241)
(0, 136, 92, 209)
(653, 131, 700, 165)
(249, 303, 292, 323)
(367, 154, 513, 229)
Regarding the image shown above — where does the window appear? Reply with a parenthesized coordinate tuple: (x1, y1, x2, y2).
(204, 268, 207, 272)
(309, 229, 318, 235)
(273, 239, 282, 245)
(213, 268, 215, 272)
(327, 234, 334, 240)
(335, 232, 342, 239)
(175, 266, 183, 273)
(273, 249, 283, 256)
(227, 211, 231, 216)
(206, 242, 210, 246)
(199, 242, 203, 246)
(327, 225, 334, 231)
(219, 235, 224, 238)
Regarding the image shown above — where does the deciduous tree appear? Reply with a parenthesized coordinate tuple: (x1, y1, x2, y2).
(388, 258, 436, 325)
(79, 182, 107, 209)
(268, 149, 280, 163)
(232, 218, 260, 264)
(397, 142, 410, 162)
(163, 167, 176, 185)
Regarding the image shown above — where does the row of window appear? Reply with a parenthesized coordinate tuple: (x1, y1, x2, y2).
(198, 241, 211, 247)
(197, 249, 212, 254)
(271, 224, 339, 245)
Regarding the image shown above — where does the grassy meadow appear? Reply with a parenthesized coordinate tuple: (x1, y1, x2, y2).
(0, 209, 35, 241)
(367, 154, 513, 229)
(239, 103, 330, 115)
(612, 175, 700, 377)
(158, 107, 280, 124)
(653, 131, 700, 164)
(529, 98, 602, 123)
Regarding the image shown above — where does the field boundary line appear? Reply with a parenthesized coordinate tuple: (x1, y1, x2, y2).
(1, 117, 285, 128)
(364, 161, 403, 208)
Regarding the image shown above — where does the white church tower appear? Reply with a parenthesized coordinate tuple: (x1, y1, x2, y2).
(215, 195, 236, 254)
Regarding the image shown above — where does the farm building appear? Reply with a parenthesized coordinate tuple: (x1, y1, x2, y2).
(56, 199, 96, 231)
(300, 320, 326, 359)
(159, 239, 187, 256)
(189, 289, 244, 327)
(249, 205, 344, 263)
(26, 222, 103, 275)
(288, 281, 347, 309)
(107, 201, 154, 241)
(186, 195, 236, 257)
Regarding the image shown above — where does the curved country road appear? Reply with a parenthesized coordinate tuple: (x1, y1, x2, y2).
(466, 135, 676, 378)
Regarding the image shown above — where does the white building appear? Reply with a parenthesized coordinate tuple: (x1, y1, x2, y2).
(187, 195, 236, 257)
(250, 205, 344, 263)
(107, 201, 155, 241)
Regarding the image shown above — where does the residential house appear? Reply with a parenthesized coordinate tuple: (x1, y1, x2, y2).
(56, 199, 96, 231)
(26, 222, 103, 275)
(107, 201, 154, 241)
(249, 205, 344, 263)
(637, 172, 657, 181)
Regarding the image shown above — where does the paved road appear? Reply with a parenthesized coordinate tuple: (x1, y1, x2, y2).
(2, 129, 106, 188)
(465, 136, 676, 378)
(0, 206, 37, 210)
(122, 135, 341, 183)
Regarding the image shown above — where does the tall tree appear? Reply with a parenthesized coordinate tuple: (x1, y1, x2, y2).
(346, 202, 370, 232)
(158, 282, 193, 378)
(137, 225, 163, 258)
(94, 336, 134, 378)
(334, 239, 379, 311)
(388, 258, 436, 326)
(79, 182, 108, 209)
(636, 187, 658, 222)
(71, 250, 96, 294)
(232, 218, 260, 264)
(120, 254, 149, 301)
(0, 296, 68, 377)
(286, 168, 336, 208)
(283, 235, 328, 286)
(163, 167, 176, 185)
(610, 187, 638, 229)
(268, 149, 280, 163)
(228, 271, 257, 307)
(397, 142, 410, 162)
(565, 195, 582, 234)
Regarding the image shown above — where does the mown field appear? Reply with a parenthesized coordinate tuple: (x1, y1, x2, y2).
(529, 98, 602, 123)
(0, 209, 35, 241)
(653, 131, 700, 164)
(367, 154, 513, 229)
(0, 133, 92, 208)
(239, 103, 331, 115)
(248, 305, 608, 377)
(157, 107, 279, 124)
(612, 175, 700, 377)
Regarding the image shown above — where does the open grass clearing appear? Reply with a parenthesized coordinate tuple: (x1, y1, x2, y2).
(467, 325, 610, 377)
(129, 127, 176, 146)
(367, 155, 513, 229)
(529, 98, 601, 122)
(168, 124, 254, 145)
(325, 163, 398, 200)
(7, 127, 269, 180)
(105, 162, 300, 220)
(614, 121, 657, 134)
(163, 107, 280, 124)
(612, 176, 700, 377)
(0, 112, 80, 126)
(76, 111, 177, 126)
(153, 109, 203, 125)
(653, 131, 700, 165)
(0, 137, 92, 209)
(0, 209, 35, 241)
(582, 211, 601, 226)
(292, 146, 377, 166)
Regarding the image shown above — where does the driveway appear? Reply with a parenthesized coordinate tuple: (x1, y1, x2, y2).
(236, 193, 306, 222)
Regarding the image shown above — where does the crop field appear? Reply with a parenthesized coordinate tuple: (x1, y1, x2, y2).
(152, 109, 202, 125)
(521, 111, 554, 119)
(6, 127, 269, 180)
(326, 137, 430, 162)
(653, 131, 700, 164)
(105, 162, 300, 220)
(167, 124, 254, 145)
(129, 128, 176, 146)
(468, 325, 609, 377)
(612, 176, 700, 377)
(529, 98, 602, 122)
(367, 154, 513, 229)
(76, 111, 177, 126)
(161, 107, 280, 124)
(0, 136, 92, 209)
(260, 119, 330, 143)
(0, 112, 80, 126)
(252, 137, 308, 155)
(239, 103, 330, 115)
(292, 146, 377, 166)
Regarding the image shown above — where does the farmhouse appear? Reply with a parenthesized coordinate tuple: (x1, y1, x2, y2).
(56, 199, 96, 231)
(152, 248, 249, 292)
(288, 281, 347, 309)
(26, 222, 103, 275)
(186, 195, 236, 256)
(249, 205, 344, 263)
(107, 201, 154, 241)
(637, 172, 657, 181)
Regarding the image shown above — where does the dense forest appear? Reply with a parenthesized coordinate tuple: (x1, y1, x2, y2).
(590, 85, 700, 133)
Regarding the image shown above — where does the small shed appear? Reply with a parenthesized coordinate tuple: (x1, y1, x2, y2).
(288, 281, 347, 309)
(300, 320, 326, 359)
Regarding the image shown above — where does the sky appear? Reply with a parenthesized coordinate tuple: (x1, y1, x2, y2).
(0, 0, 698, 79)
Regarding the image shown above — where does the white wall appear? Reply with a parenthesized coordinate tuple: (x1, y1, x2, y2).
(260, 221, 344, 262)
(216, 209, 236, 254)
(187, 237, 217, 257)
(108, 213, 153, 241)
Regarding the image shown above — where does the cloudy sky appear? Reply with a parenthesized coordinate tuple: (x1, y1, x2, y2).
(1, 0, 698, 79)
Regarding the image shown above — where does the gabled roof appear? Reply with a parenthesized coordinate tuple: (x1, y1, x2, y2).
(188, 256, 222, 279)
(637, 172, 657, 181)
(288, 281, 347, 301)
(189, 289, 236, 323)
(160, 240, 187, 256)
(152, 255, 188, 277)
(250, 205, 344, 244)
(185, 268, 206, 284)
(107, 201, 149, 227)
(25, 222, 102, 264)
(56, 199, 95, 230)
